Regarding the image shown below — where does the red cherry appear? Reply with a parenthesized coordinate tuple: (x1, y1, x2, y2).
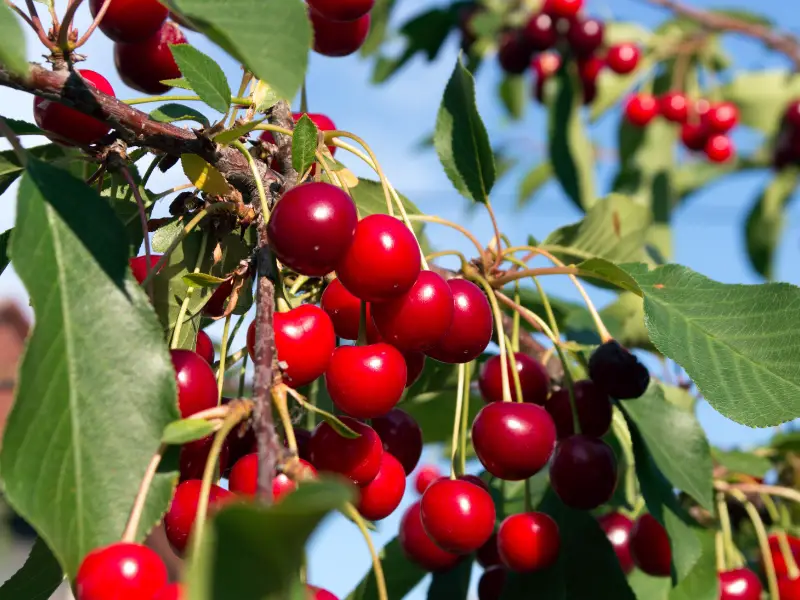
(479, 352, 549, 404)
(472, 402, 556, 480)
(247, 305, 336, 388)
(399, 501, 461, 571)
(531, 52, 562, 104)
(164, 480, 233, 554)
(459, 473, 491, 492)
(606, 43, 640, 74)
(170, 349, 218, 418)
(719, 568, 762, 600)
(76, 542, 167, 600)
(545, 380, 612, 439)
(704, 134, 734, 163)
(426, 279, 492, 364)
(357, 452, 406, 521)
(33, 70, 114, 146)
(681, 121, 710, 151)
(371, 271, 454, 352)
(114, 21, 187, 95)
(307, 586, 339, 600)
(477, 533, 502, 568)
(778, 576, 800, 599)
(294, 112, 338, 156)
(153, 583, 183, 600)
(129, 254, 162, 284)
(566, 18, 604, 57)
(195, 330, 214, 365)
(371, 408, 423, 474)
(202, 279, 235, 318)
(549, 435, 617, 510)
(630, 513, 671, 576)
(308, 0, 374, 22)
(706, 101, 739, 133)
(325, 343, 406, 418)
(421, 478, 496, 553)
(598, 512, 634, 574)
(179, 434, 230, 481)
(524, 13, 557, 50)
(660, 92, 689, 123)
(498, 31, 533, 75)
(404, 351, 426, 388)
(229, 453, 316, 501)
(268, 182, 358, 277)
(309, 418, 383, 485)
(414, 464, 441, 494)
(320, 279, 381, 341)
(497, 512, 560, 572)
(89, 0, 167, 42)
(542, 0, 583, 19)
(478, 565, 507, 600)
(768, 534, 800, 578)
(578, 56, 604, 83)
(311, 9, 371, 57)
(785, 100, 800, 129)
(624, 94, 659, 127)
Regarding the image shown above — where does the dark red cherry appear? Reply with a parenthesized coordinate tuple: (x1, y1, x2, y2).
(311, 9, 371, 57)
(357, 452, 406, 521)
(336, 215, 421, 302)
(624, 94, 658, 127)
(195, 330, 214, 364)
(498, 31, 533, 75)
(566, 18, 604, 57)
(472, 402, 556, 480)
(170, 349, 218, 418)
(229, 453, 316, 501)
(371, 408, 423, 474)
(320, 279, 380, 341)
(179, 434, 230, 481)
(308, 0, 374, 22)
(292, 427, 313, 462)
(588, 339, 650, 400)
(164, 480, 233, 554)
(114, 21, 187, 95)
(478, 565, 507, 600)
(153, 583, 183, 600)
(681, 121, 711, 151)
(477, 532, 502, 568)
(268, 182, 358, 277)
(497, 512, 560, 572)
(768, 534, 800, 578)
(524, 13, 557, 50)
(34, 70, 114, 146)
(415, 464, 442, 494)
(89, 0, 167, 42)
(660, 92, 689, 123)
(598, 512, 634, 574)
(578, 56, 603, 105)
(129, 254, 162, 284)
(479, 352, 549, 404)
(399, 502, 461, 571)
(309, 418, 383, 485)
(606, 43, 640, 74)
(719, 568, 762, 600)
(421, 478, 496, 553)
(778, 576, 800, 600)
(630, 513, 671, 576)
(202, 279, 235, 318)
(542, 0, 583, 19)
(426, 279, 492, 364)
(371, 270, 454, 351)
(705, 101, 739, 134)
(222, 397, 257, 471)
(459, 473, 490, 492)
(404, 351, 426, 388)
(786, 100, 800, 129)
(76, 542, 168, 600)
(307, 586, 339, 600)
(545, 380, 612, 439)
(550, 435, 617, 510)
(705, 134, 734, 163)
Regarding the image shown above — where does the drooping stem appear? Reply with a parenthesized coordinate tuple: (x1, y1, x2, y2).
(715, 531, 726, 572)
(121, 444, 166, 542)
(485, 201, 503, 269)
(357, 301, 369, 346)
(23, 0, 56, 50)
(494, 291, 559, 343)
(611, 410, 636, 509)
(342, 503, 388, 600)
(512, 283, 521, 353)
(328, 131, 394, 217)
(727, 489, 778, 598)
(777, 531, 800, 580)
(74, 0, 111, 47)
(474, 278, 511, 403)
(121, 165, 154, 302)
(232, 140, 270, 221)
(716, 492, 736, 570)
(171, 232, 208, 349)
(217, 314, 232, 401)
(524, 478, 533, 513)
(450, 363, 467, 478)
(714, 481, 800, 505)
(214, 346, 248, 374)
(273, 385, 297, 454)
(503, 336, 524, 403)
(554, 342, 581, 435)
(406, 214, 485, 259)
(459, 361, 472, 476)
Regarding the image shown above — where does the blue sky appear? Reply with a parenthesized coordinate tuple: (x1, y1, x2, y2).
(1, 0, 799, 597)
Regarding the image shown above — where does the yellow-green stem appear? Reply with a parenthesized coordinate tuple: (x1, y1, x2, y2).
(232, 140, 270, 221)
(217, 314, 232, 401)
(121, 444, 166, 542)
(342, 503, 388, 600)
(406, 214, 485, 259)
(171, 232, 208, 349)
(474, 280, 511, 404)
(512, 283, 521, 353)
(503, 336, 524, 403)
(524, 478, 533, 513)
(450, 362, 467, 478)
(717, 492, 737, 570)
(728, 489, 778, 599)
(274, 386, 297, 454)
(238, 354, 248, 397)
(611, 410, 636, 509)
(214, 346, 247, 373)
(459, 361, 472, 475)
(328, 131, 394, 216)
(778, 531, 800, 580)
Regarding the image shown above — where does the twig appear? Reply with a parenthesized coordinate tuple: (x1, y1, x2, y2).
(74, 0, 111, 48)
(23, 0, 56, 50)
(57, 0, 86, 50)
(5, 2, 36, 32)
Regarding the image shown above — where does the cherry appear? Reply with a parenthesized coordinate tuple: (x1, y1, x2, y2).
(786, 100, 800, 129)
(415, 464, 442, 494)
(371, 270, 454, 352)
(179, 434, 229, 481)
(542, 0, 583, 19)
(578, 56, 604, 105)
(371, 408, 423, 474)
(421, 478, 496, 553)
(336, 214, 421, 302)
(154, 583, 183, 600)
(660, 92, 689, 123)
(549, 435, 617, 510)
(195, 330, 214, 365)
(477, 532, 502, 568)
(472, 402, 556, 480)
(308, 0, 374, 22)
(705, 101, 739, 134)
(606, 43, 640, 74)
(399, 501, 461, 571)
(719, 568, 762, 600)
(479, 352, 549, 404)
(524, 13, 557, 51)
(459, 473, 490, 492)
(357, 452, 406, 521)
(309, 418, 383, 485)
(247, 304, 336, 388)
(681, 121, 711, 151)
(129, 254, 162, 284)
(310, 9, 371, 57)
(261, 112, 338, 157)
(267, 182, 358, 277)
(705, 134, 734, 163)
(778, 576, 800, 599)
(588, 340, 650, 400)
(89, 0, 167, 43)
(426, 279, 492, 364)
(497, 512, 560, 572)
(567, 18, 604, 58)
(630, 513, 671, 576)
(768, 533, 800, 578)
(498, 31, 533, 75)
(325, 343, 406, 418)
(170, 349, 218, 418)
(202, 278, 234, 318)
(545, 380, 612, 439)
(76, 542, 167, 600)
(320, 279, 380, 341)
(478, 565, 507, 600)
(114, 21, 187, 95)
(229, 453, 316, 501)
(404, 350, 426, 388)
(597, 512, 634, 574)
(624, 94, 659, 127)
(307, 586, 339, 600)
(164, 479, 233, 554)
(33, 70, 114, 146)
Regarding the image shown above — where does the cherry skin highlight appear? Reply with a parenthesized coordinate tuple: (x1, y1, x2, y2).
(404, 351, 426, 388)
(195, 330, 214, 364)
(660, 91, 689, 123)
(399, 502, 461, 571)
(129, 254, 162, 284)
(549, 435, 617, 510)
(478, 352, 550, 404)
(606, 43, 640, 74)
(89, 0, 168, 42)
(718, 568, 762, 600)
(420, 478, 496, 553)
(426, 279, 493, 364)
(320, 279, 381, 341)
(624, 94, 658, 127)
(705, 101, 739, 134)
(357, 452, 407, 521)
(415, 464, 442, 494)
(76, 542, 167, 600)
(371, 408, 423, 474)
(311, 9, 371, 57)
(478, 565, 507, 600)
(308, 0, 374, 22)
(630, 513, 672, 577)
(598, 512, 635, 574)
(170, 349, 219, 418)
(545, 380, 612, 439)
(497, 512, 560, 572)
(153, 583, 183, 600)
(114, 21, 187, 95)
(309, 418, 383, 485)
(229, 453, 316, 501)
(164, 480, 232, 554)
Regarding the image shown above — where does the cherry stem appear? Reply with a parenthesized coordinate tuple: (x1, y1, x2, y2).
(357, 301, 369, 347)
(217, 314, 232, 401)
(124, 95, 252, 106)
(716, 492, 737, 570)
(727, 488, 779, 598)
(121, 443, 166, 543)
(238, 354, 248, 398)
(273, 384, 297, 454)
(715, 531, 726, 573)
(288, 275, 309, 296)
(226, 70, 253, 128)
(22, 0, 56, 50)
(56, 0, 85, 51)
(121, 165, 154, 303)
(503, 252, 562, 342)
(494, 292, 558, 343)
(232, 140, 270, 221)
(328, 131, 394, 217)
(503, 336, 524, 403)
(407, 214, 485, 262)
(213, 346, 247, 374)
(459, 361, 472, 476)
(73, 0, 110, 48)
(151, 183, 194, 201)
(474, 277, 512, 403)
(554, 342, 581, 435)
(170, 231, 208, 350)
(523, 478, 533, 513)
(285, 386, 360, 438)
(714, 480, 800, 505)
(425, 250, 469, 270)
(778, 531, 800, 580)
(512, 282, 521, 353)
(317, 150, 350, 196)
(450, 362, 467, 478)
(610, 410, 637, 510)
(341, 503, 388, 600)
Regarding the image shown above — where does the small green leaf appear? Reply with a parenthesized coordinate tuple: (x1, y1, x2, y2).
(498, 74, 526, 121)
(577, 258, 642, 294)
(181, 154, 230, 195)
(252, 80, 280, 112)
(152, 218, 185, 253)
(0, 538, 63, 600)
(163, 418, 216, 445)
(170, 44, 232, 113)
(150, 103, 211, 127)
(668, 529, 719, 600)
(0, 4, 27, 76)
(517, 162, 553, 208)
(712, 449, 772, 478)
(0, 144, 66, 195)
(160, 78, 195, 91)
(628, 570, 670, 600)
(212, 118, 266, 145)
(183, 273, 227, 288)
(292, 114, 319, 175)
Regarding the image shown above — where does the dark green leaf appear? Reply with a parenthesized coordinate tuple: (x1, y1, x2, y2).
(100, 170, 154, 256)
(183, 273, 227, 287)
(152, 218, 184, 253)
(162, 418, 216, 445)
(150, 103, 211, 127)
(668, 529, 718, 600)
(498, 74, 526, 121)
(345, 537, 426, 600)
(292, 114, 319, 175)
(712, 449, 772, 478)
(0, 4, 27, 76)
(517, 162, 553, 208)
(160, 77, 195, 91)
(2, 118, 43, 135)
(170, 44, 231, 112)
(576, 258, 642, 294)
(0, 228, 11, 275)
(772, 431, 800, 453)
(427, 557, 471, 599)
(0, 144, 66, 196)
(0, 538, 63, 600)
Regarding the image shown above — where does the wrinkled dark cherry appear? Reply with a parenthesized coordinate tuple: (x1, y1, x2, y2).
(479, 352, 549, 404)
(153, 583, 183, 600)
(90, 0, 167, 42)
(76, 543, 167, 600)
(598, 512, 635, 574)
(308, 0, 374, 22)
(719, 568, 762, 600)
(202, 278, 234, 318)
(524, 13, 557, 50)
(421, 478, 496, 553)
(309, 418, 383, 485)
(399, 502, 461, 571)
(497, 31, 533, 75)
(630, 513, 671, 577)
(477, 532, 502, 568)
(549, 435, 617, 510)
(624, 94, 658, 127)
(768, 534, 800, 578)
(681, 121, 711, 151)
(545, 380, 612, 439)
(320, 279, 380, 341)
(426, 279, 492, 364)
(415, 464, 441, 495)
(114, 21, 187, 95)
(497, 512, 560, 572)
(588, 339, 650, 399)
(472, 402, 556, 480)
(164, 480, 233, 554)
(310, 9, 371, 57)
(478, 565, 507, 600)
(566, 18, 604, 57)
(357, 452, 406, 521)
(705, 101, 739, 134)
(404, 351, 426, 388)
(371, 408, 423, 474)
(179, 434, 230, 481)
(542, 0, 583, 19)
(705, 134, 734, 163)
(606, 43, 640, 74)
(779, 576, 800, 600)
(195, 330, 214, 364)
(229, 453, 316, 501)
(129, 254, 162, 284)
(170, 349, 218, 418)
(660, 91, 689, 123)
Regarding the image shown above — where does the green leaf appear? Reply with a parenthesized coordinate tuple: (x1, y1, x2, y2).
(2, 158, 179, 578)
(212, 118, 266, 145)
(718, 71, 800, 135)
(590, 56, 654, 121)
(346, 537, 426, 600)
(170, 44, 232, 113)
(576, 258, 642, 294)
(160, 77, 195, 91)
(517, 162, 553, 208)
(359, 0, 397, 56)
(169, 0, 310, 102)
(152, 218, 184, 253)
(668, 529, 719, 600)
(0, 144, 66, 195)
(0, 228, 11, 275)
(0, 538, 63, 600)
(712, 449, 772, 478)
(0, 4, 27, 76)
(498, 74, 526, 121)
(628, 570, 670, 600)
(183, 272, 227, 287)
(427, 558, 471, 599)
(162, 418, 216, 445)
(434, 56, 496, 204)
(2, 118, 43, 135)
(292, 114, 319, 175)
(100, 170, 154, 256)
(150, 103, 211, 127)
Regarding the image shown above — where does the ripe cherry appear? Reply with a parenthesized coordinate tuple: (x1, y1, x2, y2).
(195, 330, 214, 364)
(357, 452, 406, 521)
(768, 533, 800, 578)
(371, 270, 454, 352)
(542, 0, 583, 19)
(681, 121, 710, 151)
(421, 478, 496, 553)
(399, 501, 461, 571)
(229, 453, 316, 500)
(309, 418, 383, 485)
(477, 533, 502, 568)
(308, 0, 374, 22)
(76, 542, 168, 600)
(34, 70, 114, 146)
(307, 586, 339, 600)
(624, 94, 659, 127)
(460, 473, 491, 492)
(497, 512, 560, 572)
(320, 279, 380, 341)
(89, 0, 167, 43)
(478, 565, 507, 600)
(524, 13, 557, 51)
(179, 434, 229, 481)
(268, 182, 358, 277)
(719, 568, 762, 600)
(479, 352, 549, 404)
(786, 100, 800, 129)
(426, 279, 492, 364)
(705, 134, 734, 163)
(371, 408, 423, 474)
(578, 56, 604, 102)
(247, 305, 336, 388)
(404, 351, 426, 388)
(705, 101, 739, 134)
(129, 254, 162, 284)
(202, 278, 235, 318)
(567, 18, 604, 57)
(630, 513, 671, 577)
(114, 21, 187, 95)
(778, 576, 800, 599)
(598, 512, 635, 574)
(545, 380, 612, 439)
(310, 9, 371, 57)
(261, 112, 338, 157)
(153, 583, 183, 600)
(606, 43, 640, 74)
(171, 349, 219, 418)
(549, 435, 617, 510)
(164, 480, 233, 554)
(472, 402, 556, 480)
(588, 340, 650, 400)
(498, 31, 533, 75)
(415, 464, 441, 494)
(660, 92, 689, 123)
